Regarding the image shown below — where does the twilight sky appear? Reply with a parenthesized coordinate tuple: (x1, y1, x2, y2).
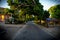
(40, 0, 60, 10)
(0, 0, 60, 10)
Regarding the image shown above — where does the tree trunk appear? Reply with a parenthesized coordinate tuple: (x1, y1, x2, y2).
(40, 20, 41, 24)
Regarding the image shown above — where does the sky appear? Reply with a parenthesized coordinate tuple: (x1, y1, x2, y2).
(40, 0, 60, 10)
(0, 0, 60, 10)
(0, 0, 10, 8)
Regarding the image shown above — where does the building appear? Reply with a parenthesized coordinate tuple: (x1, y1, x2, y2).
(0, 7, 10, 22)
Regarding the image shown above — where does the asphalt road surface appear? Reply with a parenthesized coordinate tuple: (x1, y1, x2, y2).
(13, 21, 59, 40)
(0, 21, 60, 40)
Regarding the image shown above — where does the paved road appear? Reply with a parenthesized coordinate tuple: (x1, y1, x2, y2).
(13, 21, 59, 40)
(0, 22, 26, 40)
(0, 21, 60, 40)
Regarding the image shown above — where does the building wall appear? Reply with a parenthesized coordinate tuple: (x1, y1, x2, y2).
(0, 14, 10, 22)
(0, 14, 4, 22)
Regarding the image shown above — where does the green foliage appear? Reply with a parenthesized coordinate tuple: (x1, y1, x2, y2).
(4, 8, 9, 14)
(42, 10, 50, 20)
(4, 8, 13, 15)
(48, 5, 60, 19)
(33, 3, 43, 19)
(14, 0, 19, 4)
(26, 0, 33, 5)
(7, 0, 12, 5)
(7, 0, 44, 23)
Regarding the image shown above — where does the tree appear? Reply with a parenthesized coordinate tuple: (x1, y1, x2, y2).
(7, 0, 43, 23)
(48, 5, 60, 19)
(4, 8, 9, 14)
(42, 10, 50, 20)
(33, 4, 43, 24)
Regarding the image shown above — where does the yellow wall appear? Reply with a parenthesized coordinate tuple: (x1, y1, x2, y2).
(1, 15, 5, 21)
(2, 15, 4, 21)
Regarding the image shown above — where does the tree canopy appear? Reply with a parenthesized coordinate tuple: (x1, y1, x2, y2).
(48, 5, 60, 19)
(42, 10, 50, 20)
(7, 0, 44, 23)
